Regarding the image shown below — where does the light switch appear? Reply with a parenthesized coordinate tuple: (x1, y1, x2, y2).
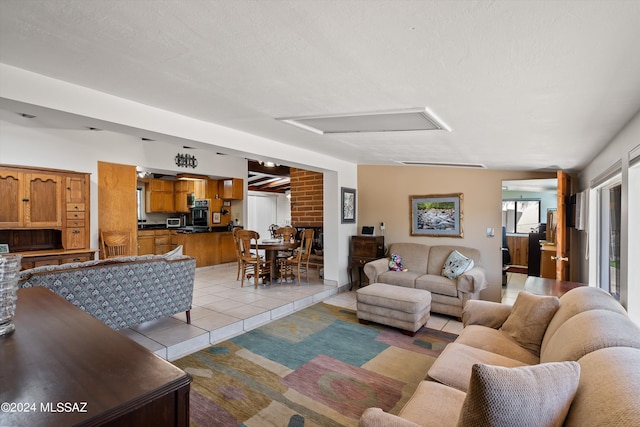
(486, 227, 495, 237)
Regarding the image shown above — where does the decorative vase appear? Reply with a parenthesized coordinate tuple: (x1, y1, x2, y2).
(0, 254, 22, 336)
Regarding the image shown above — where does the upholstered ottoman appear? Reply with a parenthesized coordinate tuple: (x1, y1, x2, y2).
(356, 283, 431, 336)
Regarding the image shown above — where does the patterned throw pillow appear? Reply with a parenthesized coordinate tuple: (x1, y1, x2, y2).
(163, 245, 184, 260)
(441, 250, 474, 280)
(457, 362, 580, 427)
(388, 253, 405, 271)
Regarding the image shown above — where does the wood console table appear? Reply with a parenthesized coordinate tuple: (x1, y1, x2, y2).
(524, 276, 587, 297)
(0, 287, 191, 426)
(349, 235, 385, 290)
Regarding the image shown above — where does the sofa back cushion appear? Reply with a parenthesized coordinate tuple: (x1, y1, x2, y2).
(564, 347, 640, 426)
(540, 286, 628, 356)
(540, 309, 640, 363)
(427, 246, 480, 276)
(386, 243, 431, 274)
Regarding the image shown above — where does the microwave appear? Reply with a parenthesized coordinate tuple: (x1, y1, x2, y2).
(166, 217, 182, 228)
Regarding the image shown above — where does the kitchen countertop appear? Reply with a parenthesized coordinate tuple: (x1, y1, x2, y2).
(137, 224, 231, 233)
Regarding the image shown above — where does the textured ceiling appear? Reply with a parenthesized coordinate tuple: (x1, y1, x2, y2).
(1, 0, 640, 171)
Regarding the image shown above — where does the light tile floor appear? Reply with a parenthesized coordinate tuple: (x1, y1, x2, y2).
(119, 264, 525, 361)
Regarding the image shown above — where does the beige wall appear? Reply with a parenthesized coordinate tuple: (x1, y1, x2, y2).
(358, 165, 554, 302)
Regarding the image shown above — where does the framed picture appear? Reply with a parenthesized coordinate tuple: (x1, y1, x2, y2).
(410, 193, 463, 237)
(0, 244, 8, 254)
(212, 212, 221, 224)
(341, 187, 356, 223)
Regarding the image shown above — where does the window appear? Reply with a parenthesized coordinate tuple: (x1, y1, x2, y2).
(598, 181, 622, 300)
(502, 199, 541, 234)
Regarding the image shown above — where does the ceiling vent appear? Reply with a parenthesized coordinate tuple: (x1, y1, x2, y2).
(396, 161, 487, 169)
(277, 107, 450, 134)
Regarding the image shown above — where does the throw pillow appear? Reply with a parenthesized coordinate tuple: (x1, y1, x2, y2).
(163, 245, 184, 260)
(500, 291, 559, 356)
(457, 362, 580, 427)
(441, 250, 474, 280)
(388, 253, 407, 271)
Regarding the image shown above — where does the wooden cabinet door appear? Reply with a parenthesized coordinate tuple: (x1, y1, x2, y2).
(65, 175, 86, 204)
(221, 179, 243, 200)
(218, 232, 236, 263)
(25, 172, 63, 227)
(146, 179, 175, 212)
(0, 168, 25, 228)
(137, 232, 155, 255)
(65, 227, 85, 249)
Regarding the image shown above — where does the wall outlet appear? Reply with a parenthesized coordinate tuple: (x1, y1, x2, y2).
(380, 222, 385, 231)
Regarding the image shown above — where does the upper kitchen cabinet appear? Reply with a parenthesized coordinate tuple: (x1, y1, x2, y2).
(0, 166, 63, 228)
(146, 179, 175, 213)
(221, 178, 244, 200)
(174, 179, 207, 212)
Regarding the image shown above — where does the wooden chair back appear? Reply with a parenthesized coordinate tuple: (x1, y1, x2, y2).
(237, 229, 261, 262)
(295, 229, 314, 262)
(275, 226, 297, 242)
(100, 231, 131, 258)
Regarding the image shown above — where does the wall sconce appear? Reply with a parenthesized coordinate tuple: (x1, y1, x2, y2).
(175, 153, 198, 168)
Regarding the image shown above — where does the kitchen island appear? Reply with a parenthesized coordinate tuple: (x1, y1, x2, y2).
(175, 229, 235, 267)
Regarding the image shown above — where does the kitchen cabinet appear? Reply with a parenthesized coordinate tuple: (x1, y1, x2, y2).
(137, 229, 178, 255)
(175, 231, 235, 267)
(221, 178, 243, 200)
(146, 179, 175, 213)
(0, 168, 63, 228)
(19, 249, 97, 270)
(174, 179, 207, 212)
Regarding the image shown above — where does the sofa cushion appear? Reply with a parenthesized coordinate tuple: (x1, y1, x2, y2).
(441, 250, 474, 280)
(377, 270, 422, 288)
(426, 246, 480, 276)
(565, 347, 640, 427)
(386, 243, 431, 274)
(398, 381, 466, 427)
(500, 291, 559, 356)
(428, 342, 528, 392)
(415, 274, 458, 297)
(540, 309, 640, 363)
(540, 286, 628, 356)
(456, 362, 580, 427)
(455, 325, 540, 365)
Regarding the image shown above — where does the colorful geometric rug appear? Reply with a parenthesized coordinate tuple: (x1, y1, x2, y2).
(173, 303, 457, 427)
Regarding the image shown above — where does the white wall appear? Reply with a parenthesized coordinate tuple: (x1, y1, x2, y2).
(0, 64, 358, 286)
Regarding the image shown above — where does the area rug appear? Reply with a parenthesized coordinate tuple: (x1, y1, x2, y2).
(173, 303, 457, 427)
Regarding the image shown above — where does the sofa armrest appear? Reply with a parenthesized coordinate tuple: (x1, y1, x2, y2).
(363, 258, 389, 284)
(456, 266, 487, 293)
(359, 408, 421, 427)
(462, 299, 513, 328)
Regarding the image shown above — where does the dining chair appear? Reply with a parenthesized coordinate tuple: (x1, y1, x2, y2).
(100, 230, 131, 258)
(281, 229, 314, 284)
(274, 226, 297, 274)
(237, 229, 271, 288)
(232, 227, 248, 281)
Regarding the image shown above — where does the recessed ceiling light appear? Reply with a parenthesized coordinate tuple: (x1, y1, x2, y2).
(18, 113, 36, 118)
(141, 137, 155, 141)
(277, 107, 450, 134)
(396, 160, 487, 169)
(87, 127, 103, 131)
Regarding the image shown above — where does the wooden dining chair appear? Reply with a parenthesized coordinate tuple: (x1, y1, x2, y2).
(281, 229, 314, 285)
(232, 227, 249, 281)
(100, 230, 131, 258)
(237, 229, 271, 288)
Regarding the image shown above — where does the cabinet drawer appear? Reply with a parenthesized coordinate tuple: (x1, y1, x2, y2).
(351, 257, 374, 267)
(66, 220, 85, 228)
(67, 211, 86, 220)
(60, 255, 92, 265)
(155, 236, 171, 245)
(66, 203, 85, 212)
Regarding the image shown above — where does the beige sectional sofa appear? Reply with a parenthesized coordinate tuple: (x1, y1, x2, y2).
(363, 243, 487, 317)
(359, 286, 640, 426)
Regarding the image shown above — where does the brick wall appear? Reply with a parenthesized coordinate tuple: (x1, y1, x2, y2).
(290, 168, 323, 227)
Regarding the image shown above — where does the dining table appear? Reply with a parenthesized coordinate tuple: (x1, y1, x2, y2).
(257, 240, 298, 281)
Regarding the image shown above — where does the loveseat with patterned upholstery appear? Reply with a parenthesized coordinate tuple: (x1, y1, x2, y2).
(19, 252, 196, 330)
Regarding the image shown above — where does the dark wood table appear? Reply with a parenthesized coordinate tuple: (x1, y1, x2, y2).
(258, 241, 298, 280)
(0, 287, 191, 427)
(524, 276, 587, 297)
